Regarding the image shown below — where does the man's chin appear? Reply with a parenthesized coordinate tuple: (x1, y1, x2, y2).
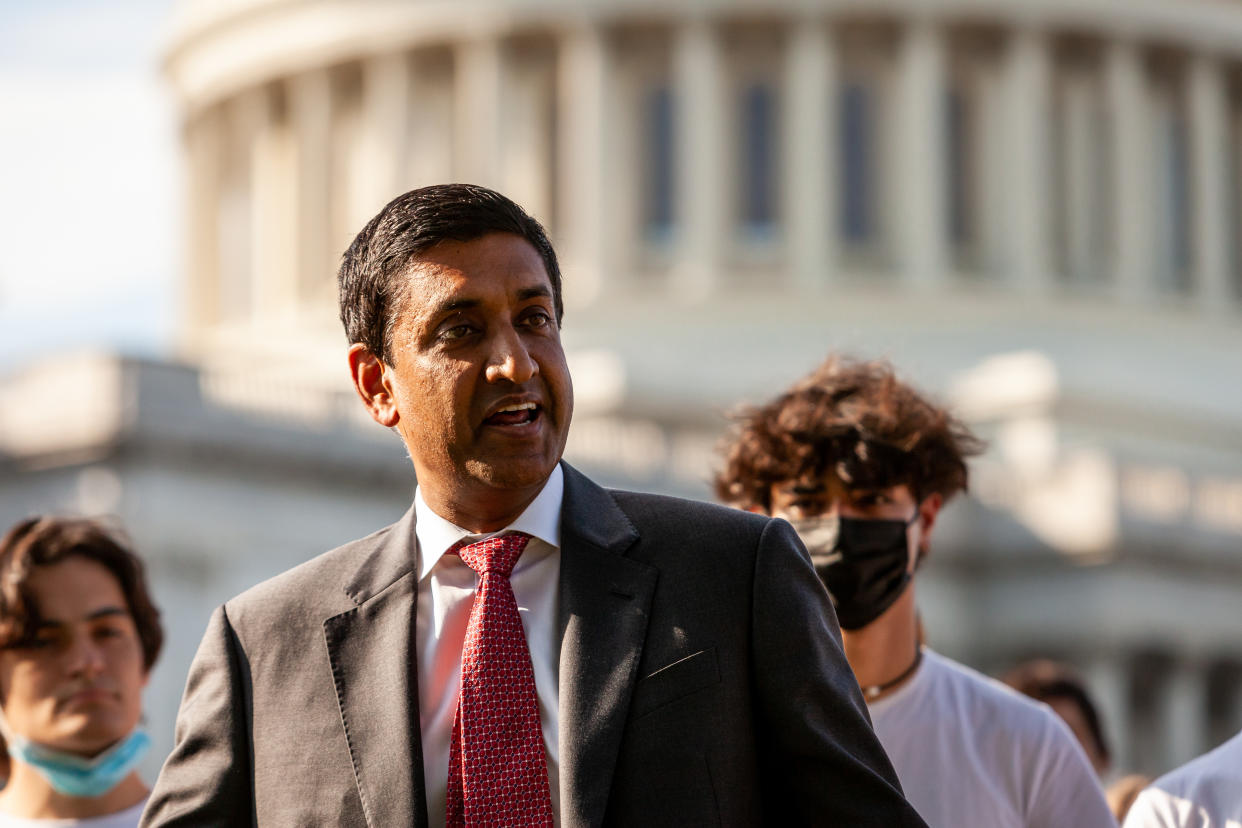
(465, 454, 561, 493)
(43, 728, 130, 759)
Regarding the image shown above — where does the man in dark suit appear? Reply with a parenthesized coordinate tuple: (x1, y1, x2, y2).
(142, 184, 925, 827)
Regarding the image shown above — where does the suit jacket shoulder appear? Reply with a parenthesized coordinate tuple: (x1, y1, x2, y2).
(223, 506, 416, 636)
(143, 505, 421, 828)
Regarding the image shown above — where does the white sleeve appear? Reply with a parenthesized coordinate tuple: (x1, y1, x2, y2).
(1121, 787, 1194, 828)
(1024, 713, 1118, 828)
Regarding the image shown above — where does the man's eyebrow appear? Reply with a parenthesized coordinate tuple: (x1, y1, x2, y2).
(790, 483, 826, 496)
(86, 607, 128, 622)
(32, 606, 127, 631)
(517, 285, 552, 302)
(428, 297, 481, 318)
(426, 285, 550, 319)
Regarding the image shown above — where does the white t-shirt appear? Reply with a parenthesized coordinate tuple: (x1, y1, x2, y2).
(869, 648, 1116, 828)
(1123, 729, 1242, 828)
(0, 801, 145, 828)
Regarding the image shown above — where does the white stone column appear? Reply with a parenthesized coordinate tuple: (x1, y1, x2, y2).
(1162, 659, 1209, 769)
(897, 19, 948, 289)
(219, 88, 265, 324)
(1085, 654, 1133, 775)
(248, 87, 299, 323)
(288, 69, 334, 304)
(784, 19, 835, 293)
(1106, 40, 1153, 301)
(1190, 54, 1231, 314)
(359, 52, 410, 217)
(673, 18, 726, 299)
(501, 54, 555, 229)
(183, 109, 222, 341)
(406, 53, 455, 189)
(558, 23, 615, 306)
(1005, 28, 1052, 293)
(455, 36, 504, 189)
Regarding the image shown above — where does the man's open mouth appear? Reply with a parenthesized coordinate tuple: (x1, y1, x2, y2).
(484, 402, 541, 427)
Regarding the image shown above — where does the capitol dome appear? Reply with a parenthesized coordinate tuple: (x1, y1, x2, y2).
(156, 0, 1242, 775)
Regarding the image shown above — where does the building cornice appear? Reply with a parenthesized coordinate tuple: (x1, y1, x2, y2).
(165, 0, 1242, 114)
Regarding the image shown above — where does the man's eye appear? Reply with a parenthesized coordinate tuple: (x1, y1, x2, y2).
(523, 311, 552, 329)
(852, 490, 889, 506)
(440, 325, 474, 341)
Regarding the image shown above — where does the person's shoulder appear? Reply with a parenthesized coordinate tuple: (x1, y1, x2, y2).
(924, 650, 1069, 736)
(1123, 785, 1197, 828)
(1146, 729, 1242, 805)
(609, 487, 770, 527)
(222, 517, 413, 632)
(563, 460, 775, 539)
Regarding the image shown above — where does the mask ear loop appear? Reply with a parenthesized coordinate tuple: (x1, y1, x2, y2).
(907, 498, 929, 571)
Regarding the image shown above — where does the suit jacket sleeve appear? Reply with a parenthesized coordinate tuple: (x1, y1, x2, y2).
(141, 604, 255, 828)
(751, 518, 927, 826)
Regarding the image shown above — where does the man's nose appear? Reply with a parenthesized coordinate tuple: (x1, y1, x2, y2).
(66, 636, 107, 679)
(484, 327, 537, 384)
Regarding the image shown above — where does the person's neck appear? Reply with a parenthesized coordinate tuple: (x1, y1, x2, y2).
(0, 763, 147, 819)
(841, 586, 921, 703)
(424, 483, 545, 534)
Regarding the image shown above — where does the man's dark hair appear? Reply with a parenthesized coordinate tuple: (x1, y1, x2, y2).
(715, 355, 984, 512)
(0, 517, 164, 671)
(338, 183, 563, 364)
(1002, 659, 1112, 770)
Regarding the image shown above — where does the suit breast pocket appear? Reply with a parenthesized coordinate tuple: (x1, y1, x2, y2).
(629, 647, 720, 720)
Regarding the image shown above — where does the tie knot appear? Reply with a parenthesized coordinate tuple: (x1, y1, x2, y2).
(455, 532, 531, 578)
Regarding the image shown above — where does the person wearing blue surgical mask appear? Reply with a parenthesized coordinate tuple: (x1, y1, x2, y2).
(0, 517, 163, 828)
(715, 355, 1117, 828)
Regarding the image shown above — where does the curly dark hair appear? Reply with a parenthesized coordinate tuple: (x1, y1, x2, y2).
(715, 356, 984, 512)
(0, 517, 163, 671)
(338, 183, 563, 365)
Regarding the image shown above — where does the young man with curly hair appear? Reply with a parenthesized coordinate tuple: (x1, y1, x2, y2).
(716, 355, 1116, 828)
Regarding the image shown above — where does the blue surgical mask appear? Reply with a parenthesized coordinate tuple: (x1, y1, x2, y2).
(5, 726, 150, 798)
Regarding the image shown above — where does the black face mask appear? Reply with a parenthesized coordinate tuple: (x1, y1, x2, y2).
(791, 513, 917, 631)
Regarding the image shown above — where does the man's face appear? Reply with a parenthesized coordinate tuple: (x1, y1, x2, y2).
(381, 232, 573, 518)
(1046, 696, 1110, 777)
(0, 556, 147, 757)
(768, 475, 931, 571)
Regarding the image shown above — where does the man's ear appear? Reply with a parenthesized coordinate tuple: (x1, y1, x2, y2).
(348, 343, 399, 428)
(915, 492, 944, 556)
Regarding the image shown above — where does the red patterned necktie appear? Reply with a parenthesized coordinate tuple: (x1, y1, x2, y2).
(445, 532, 554, 827)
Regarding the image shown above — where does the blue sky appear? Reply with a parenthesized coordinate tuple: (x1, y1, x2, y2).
(0, 0, 180, 371)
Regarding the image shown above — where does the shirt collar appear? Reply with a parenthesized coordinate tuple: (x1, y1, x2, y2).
(414, 463, 564, 581)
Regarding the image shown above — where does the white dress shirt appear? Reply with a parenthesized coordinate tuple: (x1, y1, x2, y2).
(414, 464, 563, 828)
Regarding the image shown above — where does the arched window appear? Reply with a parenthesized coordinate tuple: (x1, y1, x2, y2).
(1150, 61, 1192, 293)
(643, 83, 676, 244)
(836, 24, 897, 265)
(739, 81, 777, 239)
(1051, 41, 1110, 286)
(839, 80, 876, 243)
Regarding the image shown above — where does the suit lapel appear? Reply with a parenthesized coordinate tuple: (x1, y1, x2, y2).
(557, 464, 657, 828)
(324, 505, 430, 828)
